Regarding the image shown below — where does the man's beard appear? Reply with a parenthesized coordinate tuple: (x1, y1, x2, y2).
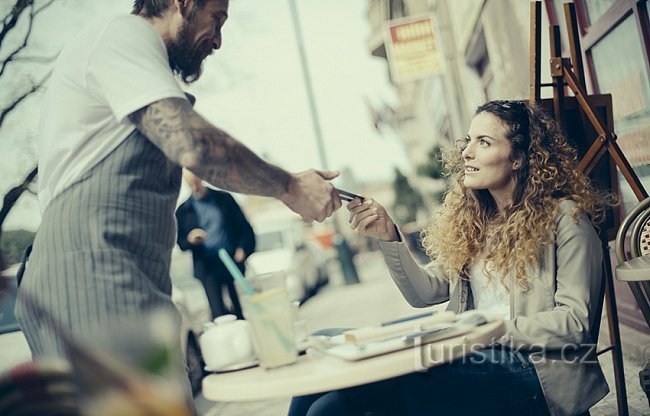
(167, 16, 213, 84)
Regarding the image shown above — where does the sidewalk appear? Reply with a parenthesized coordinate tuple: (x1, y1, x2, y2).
(199, 251, 649, 416)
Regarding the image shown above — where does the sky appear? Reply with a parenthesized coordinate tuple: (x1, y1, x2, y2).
(0, 0, 411, 231)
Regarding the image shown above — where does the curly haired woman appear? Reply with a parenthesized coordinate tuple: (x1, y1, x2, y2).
(289, 101, 612, 416)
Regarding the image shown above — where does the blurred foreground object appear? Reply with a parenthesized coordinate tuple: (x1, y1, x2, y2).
(0, 359, 77, 416)
(13, 292, 193, 416)
(69, 312, 192, 416)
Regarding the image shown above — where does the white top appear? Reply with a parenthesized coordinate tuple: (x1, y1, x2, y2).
(469, 258, 511, 319)
(37, 14, 187, 213)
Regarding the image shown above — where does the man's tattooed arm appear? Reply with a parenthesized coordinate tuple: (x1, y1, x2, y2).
(129, 97, 292, 197)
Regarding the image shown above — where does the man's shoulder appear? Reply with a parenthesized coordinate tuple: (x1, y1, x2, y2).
(99, 14, 148, 29)
(96, 14, 157, 41)
(61, 14, 154, 58)
(209, 189, 235, 201)
(74, 14, 142, 35)
(176, 197, 195, 214)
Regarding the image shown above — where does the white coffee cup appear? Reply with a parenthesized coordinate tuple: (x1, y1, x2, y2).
(199, 315, 256, 370)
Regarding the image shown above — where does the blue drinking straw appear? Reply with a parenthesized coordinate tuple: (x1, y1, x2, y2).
(218, 249, 255, 295)
(218, 249, 295, 353)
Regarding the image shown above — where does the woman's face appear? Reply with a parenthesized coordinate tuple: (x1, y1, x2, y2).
(461, 112, 518, 205)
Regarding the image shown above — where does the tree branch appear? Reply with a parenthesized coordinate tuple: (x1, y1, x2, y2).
(8, 51, 58, 64)
(0, 70, 50, 129)
(0, 0, 32, 50)
(0, 2, 35, 78)
(0, 166, 38, 272)
(33, 0, 55, 16)
(0, 167, 38, 219)
(0, 0, 57, 77)
(0, 167, 38, 229)
(0, 0, 56, 272)
(0, 84, 37, 128)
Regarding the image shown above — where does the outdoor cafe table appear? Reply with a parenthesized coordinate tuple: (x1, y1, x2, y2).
(202, 318, 505, 402)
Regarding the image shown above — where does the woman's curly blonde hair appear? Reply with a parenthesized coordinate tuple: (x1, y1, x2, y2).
(421, 100, 613, 291)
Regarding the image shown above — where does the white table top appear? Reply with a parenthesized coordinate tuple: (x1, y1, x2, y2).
(616, 255, 650, 282)
(202, 319, 505, 402)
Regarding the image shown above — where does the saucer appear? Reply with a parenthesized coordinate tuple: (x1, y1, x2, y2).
(205, 359, 259, 373)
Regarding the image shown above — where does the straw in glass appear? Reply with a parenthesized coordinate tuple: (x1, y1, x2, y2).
(218, 249, 255, 295)
(218, 249, 294, 353)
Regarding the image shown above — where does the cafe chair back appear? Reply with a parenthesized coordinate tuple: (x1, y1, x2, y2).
(615, 196, 650, 327)
(615, 196, 650, 407)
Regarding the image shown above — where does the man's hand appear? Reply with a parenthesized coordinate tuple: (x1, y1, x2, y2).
(234, 248, 246, 263)
(280, 169, 342, 222)
(187, 228, 207, 245)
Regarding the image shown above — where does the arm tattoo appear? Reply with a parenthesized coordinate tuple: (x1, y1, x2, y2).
(129, 97, 292, 197)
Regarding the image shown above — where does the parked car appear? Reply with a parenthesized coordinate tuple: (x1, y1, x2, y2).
(246, 216, 328, 303)
(172, 281, 208, 396)
(0, 264, 31, 373)
(170, 248, 212, 395)
(0, 258, 210, 397)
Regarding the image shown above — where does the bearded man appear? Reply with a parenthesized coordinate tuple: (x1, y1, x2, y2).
(15, 0, 341, 400)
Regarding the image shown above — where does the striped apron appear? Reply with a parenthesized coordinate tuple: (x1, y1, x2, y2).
(15, 129, 182, 359)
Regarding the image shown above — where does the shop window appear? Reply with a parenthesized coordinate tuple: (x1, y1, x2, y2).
(474, 54, 495, 101)
(465, 28, 493, 101)
(389, 0, 407, 20)
(584, 0, 618, 24)
(590, 14, 650, 212)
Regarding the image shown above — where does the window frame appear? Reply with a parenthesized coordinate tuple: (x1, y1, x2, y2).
(574, 0, 650, 94)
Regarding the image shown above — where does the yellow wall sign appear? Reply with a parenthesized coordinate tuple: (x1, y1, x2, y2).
(384, 15, 443, 83)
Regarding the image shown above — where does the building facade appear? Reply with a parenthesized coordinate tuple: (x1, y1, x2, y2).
(367, 0, 650, 331)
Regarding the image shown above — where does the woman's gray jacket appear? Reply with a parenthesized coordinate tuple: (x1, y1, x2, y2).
(378, 200, 609, 416)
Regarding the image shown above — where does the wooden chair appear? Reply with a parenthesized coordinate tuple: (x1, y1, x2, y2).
(529, 2, 650, 413)
(615, 196, 650, 406)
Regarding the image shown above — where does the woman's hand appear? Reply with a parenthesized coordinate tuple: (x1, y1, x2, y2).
(347, 198, 399, 241)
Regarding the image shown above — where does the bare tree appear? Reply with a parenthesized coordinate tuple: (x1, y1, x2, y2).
(0, 0, 58, 270)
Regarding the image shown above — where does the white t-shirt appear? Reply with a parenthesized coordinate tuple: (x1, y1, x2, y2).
(469, 258, 511, 319)
(37, 14, 187, 213)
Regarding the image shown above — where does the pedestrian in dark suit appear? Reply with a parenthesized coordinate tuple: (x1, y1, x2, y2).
(176, 170, 255, 319)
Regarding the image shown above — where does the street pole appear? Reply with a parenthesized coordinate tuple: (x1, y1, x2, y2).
(287, 0, 328, 169)
(288, 0, 359, 284)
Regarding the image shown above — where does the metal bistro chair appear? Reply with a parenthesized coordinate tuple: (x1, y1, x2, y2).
(615, 196, 650, 406)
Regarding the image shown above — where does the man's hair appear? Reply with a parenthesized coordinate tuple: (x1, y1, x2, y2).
(132, 0, 171, 17)
(132, 0, 207, 18)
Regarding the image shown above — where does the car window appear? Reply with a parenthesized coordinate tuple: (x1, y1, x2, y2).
(0, 277, 20, 334)
(256, 230, 286, 252)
